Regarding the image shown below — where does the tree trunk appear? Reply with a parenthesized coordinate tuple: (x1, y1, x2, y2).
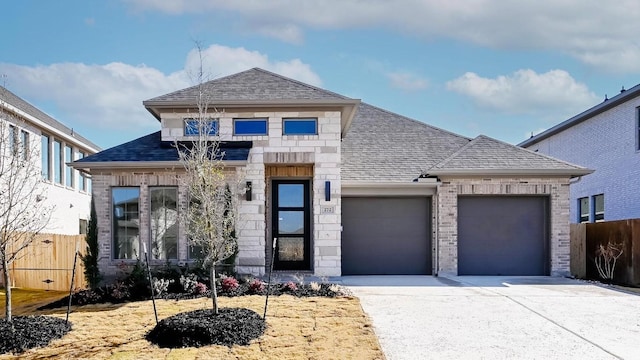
(3, 255, 12, 323)
(210, 266, 218, 315)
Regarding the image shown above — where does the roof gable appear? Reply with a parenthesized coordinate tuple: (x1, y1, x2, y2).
(428, 135, 592, 176)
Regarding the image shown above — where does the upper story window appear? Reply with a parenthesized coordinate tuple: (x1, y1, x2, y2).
(53, 139, 62, 185)
(41, 135, 50, 181)
(77, 151, 87, 192)
(8, 125, 18, 156)
(578, 197, 589, 223)
(64, 145, 74, 188)
(283, 118, 317, 135)
(184, 118, 218, 136)
(112, 187, 140, 260)
(594, 194, 604, 222)
(233, 118, 268, 135)
(20, 130, 29, 160)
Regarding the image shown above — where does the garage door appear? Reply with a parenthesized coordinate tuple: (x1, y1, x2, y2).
(458, 196, 549, 275)
(342, 197, 431, 275)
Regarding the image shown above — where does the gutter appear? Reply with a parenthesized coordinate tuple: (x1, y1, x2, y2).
(68, 160, 248, 170)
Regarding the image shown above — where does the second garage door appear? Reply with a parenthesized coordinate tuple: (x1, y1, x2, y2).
(457, 196, 549, 276)
(342, 197, 431, 275)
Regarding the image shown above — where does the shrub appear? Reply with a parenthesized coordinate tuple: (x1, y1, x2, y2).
(282, 281, 298, 292)
(221, 276, 239, 292)
(109, 281, 131, 302)
(152, 277, 173, 295)
(309, 281, 321, 292)
(248, 279, 265, 294)
(179, 274, 198, 293)
(193, 282, 208, 294)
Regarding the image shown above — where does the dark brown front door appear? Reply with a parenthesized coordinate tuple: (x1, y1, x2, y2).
(272, 180, 311, 270)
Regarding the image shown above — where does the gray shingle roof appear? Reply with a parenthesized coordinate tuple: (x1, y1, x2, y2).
(144, 68, 351, 104)
(341, 103, 471, 182)
(427, 135, 591, 175)
(0, 86, 100, 151)
(74, 131, 251, 165)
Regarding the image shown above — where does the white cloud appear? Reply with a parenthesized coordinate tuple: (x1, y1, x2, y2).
(123, 0, 640, 73)
(0, 44, 321, 134)
(386, 72, 428, 91)
(446, 69, 599, 116)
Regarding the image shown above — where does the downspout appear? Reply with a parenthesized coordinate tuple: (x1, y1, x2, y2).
(433, 181, 441, 277)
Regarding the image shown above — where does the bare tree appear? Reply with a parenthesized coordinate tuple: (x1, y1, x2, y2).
(0, 86, 53, 322)
(177, 46, 241, 314)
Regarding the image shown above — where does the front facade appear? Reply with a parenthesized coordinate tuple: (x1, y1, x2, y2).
(0, 86, 100, 235)
(520, 85, 640, 223)
(74, 68, 589, 278)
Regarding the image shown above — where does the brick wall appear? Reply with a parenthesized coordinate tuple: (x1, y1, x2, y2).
(437, 176, 571, 276)
(524, 96, 640, 222)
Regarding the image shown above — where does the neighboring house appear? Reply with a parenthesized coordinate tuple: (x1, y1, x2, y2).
(0, 86, 100, 235)
(73, 68, 590, 278)
(519, 84, 640, 224)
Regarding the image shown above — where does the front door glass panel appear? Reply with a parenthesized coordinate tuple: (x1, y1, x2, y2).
(273, 180, 310, 270)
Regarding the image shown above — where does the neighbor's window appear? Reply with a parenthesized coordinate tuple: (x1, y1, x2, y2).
(637, 107, 640, 151)
(578, 197, 589, 223)
(283, 118, 317, 135)
(20, 130, 29, 160)
(64, 145, 74, 188)
(112, 187, 140, 260)
(233, 118, 268, 135)
(8, 125, 18, 156)
(184, 118, 218, 136)
(594, 194, 604, 222)
(149, 187, 178, 260)
(79, 219, 88, 235)
(41, 134, 50, 181)
(77, 151, 87, 192)
(53, 140, 62, 184)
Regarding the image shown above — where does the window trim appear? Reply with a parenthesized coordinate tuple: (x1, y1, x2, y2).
(184, 118, 219, 136)
(578, 197, 589, 223)
(111, 187, 141, 260)
(233, 118, 268, 136)
(283, 118, 318, 135)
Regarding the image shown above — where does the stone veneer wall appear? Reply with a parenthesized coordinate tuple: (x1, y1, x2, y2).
(437, 176, 571, 276)
(94, 110, 343, 278)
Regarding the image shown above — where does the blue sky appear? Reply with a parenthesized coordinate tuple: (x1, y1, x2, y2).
(2, 0, 640, 149)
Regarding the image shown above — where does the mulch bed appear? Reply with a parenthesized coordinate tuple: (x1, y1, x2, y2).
(0, 315, 71, 354)
(146, 307, 265, 347)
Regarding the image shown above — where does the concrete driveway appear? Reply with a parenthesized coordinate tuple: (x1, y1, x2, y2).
(342, 276, 640, 360)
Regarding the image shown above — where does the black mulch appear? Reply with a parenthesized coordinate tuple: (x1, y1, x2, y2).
(146, 308, 265, 348)
(0, 316, 71, 354)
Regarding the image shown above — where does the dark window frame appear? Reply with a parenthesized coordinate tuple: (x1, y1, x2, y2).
(111, 187, 141, 260)
(283, 118, 318, 135)
(593, 194, 604, 222)
(578, 197, 589, 223)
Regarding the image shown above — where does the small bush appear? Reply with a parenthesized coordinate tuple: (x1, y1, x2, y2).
(152, 277, 173, 295)
(193, 282, 208, 294)
(281, 281, 298, 292)
(221, 277, 239, 292)
(248, 279, 265, 294)
(109, 281, 131, 301)
(309, 282, 321, 292)
(180, 274, 199, 293)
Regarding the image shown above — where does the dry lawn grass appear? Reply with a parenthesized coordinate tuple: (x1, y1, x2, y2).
(0, 290, 384, 360)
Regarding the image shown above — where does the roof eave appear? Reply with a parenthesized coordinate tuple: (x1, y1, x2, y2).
(519, 85, 640, 147)
(70, 160, 248, 170)
(426, 168, 594, 177)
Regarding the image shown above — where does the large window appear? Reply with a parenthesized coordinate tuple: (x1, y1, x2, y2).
(150, 187, 178, 260)
(64, 145, 73, 188)
(112, 187, 140, 259)
(283, 118, 317, 135)
(53, 140, 62, 184)
(233, 118, 268, 135)
(184, 118, 218, 136)
(41, 135, 50, 180)
(594, 194, 604, 222)
(578, 197, 589, 223)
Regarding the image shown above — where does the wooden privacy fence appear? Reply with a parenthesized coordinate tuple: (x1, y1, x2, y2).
(2, 233, 87, 291)
(570, 220, 640, 286)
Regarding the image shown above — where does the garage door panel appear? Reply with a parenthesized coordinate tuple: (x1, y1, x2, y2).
(342, 197, 431, 275)
(458, 196, 549, 276)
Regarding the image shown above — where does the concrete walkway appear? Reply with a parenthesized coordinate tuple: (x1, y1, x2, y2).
(342, 276, 640, 360)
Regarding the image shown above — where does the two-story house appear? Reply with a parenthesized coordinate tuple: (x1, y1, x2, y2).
(519, 84, 640, 223)
(0, 86, 100, 235)
(73, 68, 590, 278)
